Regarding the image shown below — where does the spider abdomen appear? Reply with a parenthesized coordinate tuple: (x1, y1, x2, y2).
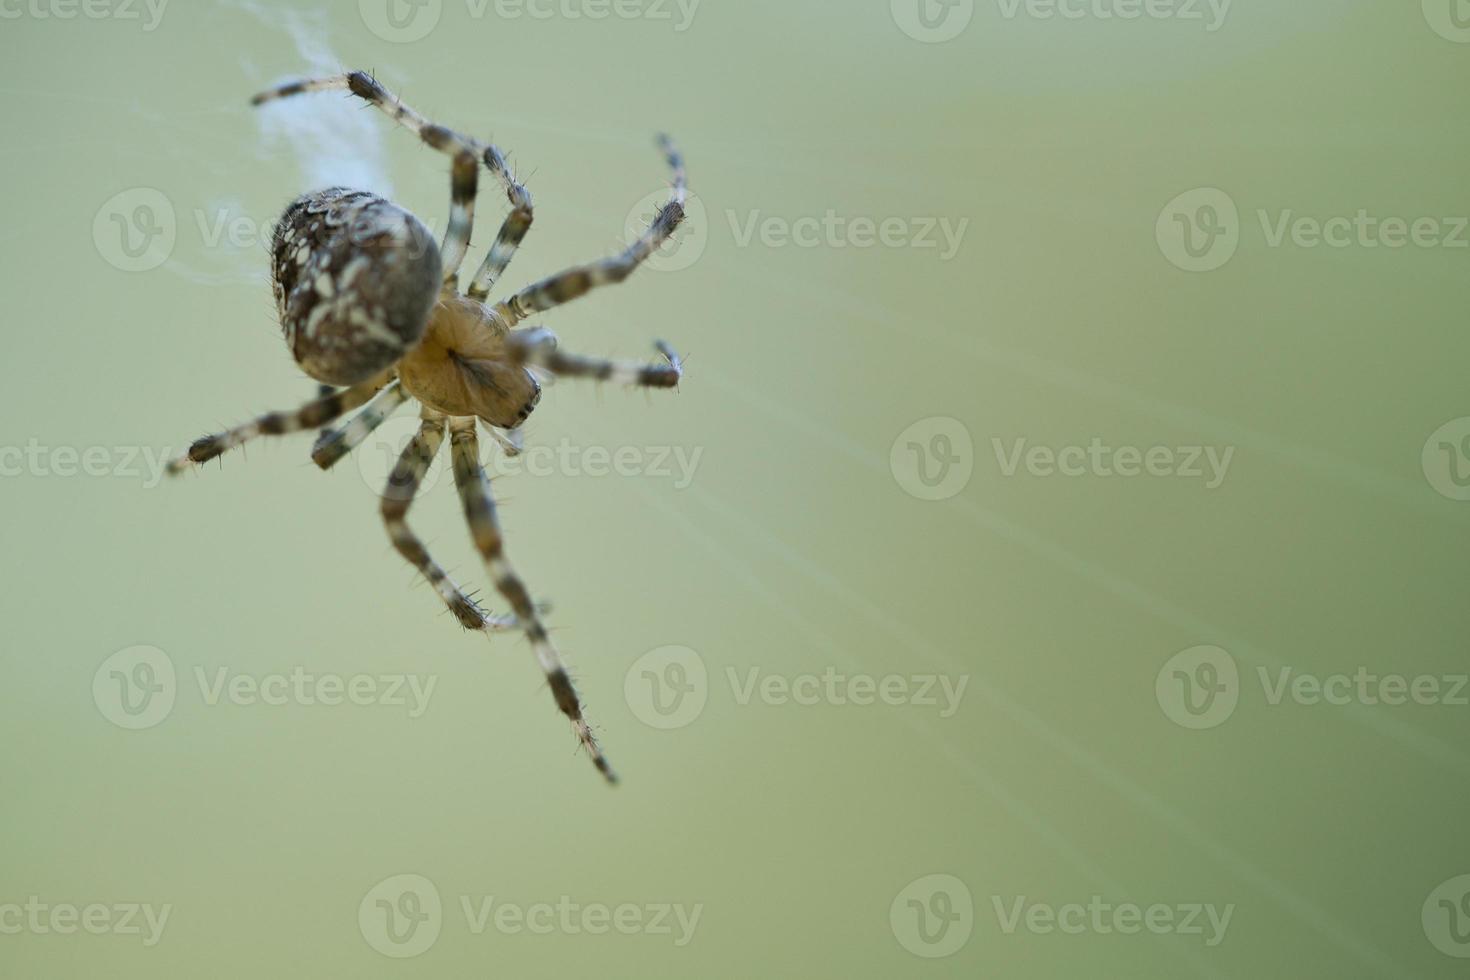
(270, 188, 442, 386)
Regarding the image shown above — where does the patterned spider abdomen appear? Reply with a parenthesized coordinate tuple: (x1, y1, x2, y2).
(270, 188, 442, 386)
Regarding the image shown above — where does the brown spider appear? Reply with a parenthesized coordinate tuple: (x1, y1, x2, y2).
(166, 71, 691, 783)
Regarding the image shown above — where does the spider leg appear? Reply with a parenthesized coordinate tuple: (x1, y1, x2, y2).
(311, 380, 409, 470)
(447, 416, 617, 784)
(167, 373, 389, 475)
(508, 328, 683, 389)
(466, 146, 533, 302)
(252, 72, 527, 284)
(314, 383, 338, 448)
(493, 135, 687, 328)
(440, 148, 480, 283)
(382, 409, 521, 634)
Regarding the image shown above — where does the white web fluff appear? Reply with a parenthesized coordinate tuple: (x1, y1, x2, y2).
(230, 1, 395, 199)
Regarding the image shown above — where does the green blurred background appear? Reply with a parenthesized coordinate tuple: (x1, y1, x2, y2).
(3, 0, 1470, 976)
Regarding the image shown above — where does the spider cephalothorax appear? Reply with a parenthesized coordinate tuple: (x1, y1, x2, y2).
(167, 71, 691, 783)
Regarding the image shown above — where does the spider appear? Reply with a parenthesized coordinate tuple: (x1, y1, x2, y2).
(165, 71, 691, 784)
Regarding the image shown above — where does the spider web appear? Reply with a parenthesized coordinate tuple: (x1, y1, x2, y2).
(227, 0, 395, 199)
